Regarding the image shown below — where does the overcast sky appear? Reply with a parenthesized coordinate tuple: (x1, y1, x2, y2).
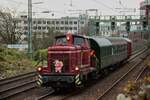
(0, 0, 145, 18)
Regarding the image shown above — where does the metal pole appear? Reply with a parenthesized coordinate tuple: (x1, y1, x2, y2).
(28, 0, 33, 58)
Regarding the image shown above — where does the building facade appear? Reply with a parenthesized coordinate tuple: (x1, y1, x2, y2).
(15, 14, 88, 36)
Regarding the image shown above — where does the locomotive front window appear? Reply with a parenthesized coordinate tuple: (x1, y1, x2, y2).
(56, 37, 67, 45)
(74, 37, 84, 45)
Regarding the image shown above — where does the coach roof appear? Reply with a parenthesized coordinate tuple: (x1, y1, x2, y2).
(88, 36, 112, 47)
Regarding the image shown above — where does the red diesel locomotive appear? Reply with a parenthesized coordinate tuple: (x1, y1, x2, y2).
(37, 32, 132, 89)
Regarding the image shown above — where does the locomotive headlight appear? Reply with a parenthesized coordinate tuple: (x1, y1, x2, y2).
(75, 66, 79, 71)
(37, 67, 42, 72)
(66, 36, 70, 41)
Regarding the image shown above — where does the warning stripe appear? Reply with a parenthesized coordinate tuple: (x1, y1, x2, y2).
(75, 74, 80, 79)
(38, 74, 42, 79)
(36, 81, 41, 86)
(75, 74, 82, 85)
(38, 79, 43, 84)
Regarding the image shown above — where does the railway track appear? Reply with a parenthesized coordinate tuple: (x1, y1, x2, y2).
(39, 47, 149, 100)
(95, 50, 150, 100)
(37, 89, 55, 100)
(0, 46, 147, 100)
(0, 71, 37, 100)
(135, 66, 147, 82)
(96, 59, 146, 100)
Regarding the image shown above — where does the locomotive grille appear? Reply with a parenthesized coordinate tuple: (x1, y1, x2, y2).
(50, 53, 69, 73)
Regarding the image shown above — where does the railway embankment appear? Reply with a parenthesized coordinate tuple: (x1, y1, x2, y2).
(0, 46, 35, 79)
(116, 55, 150, 100)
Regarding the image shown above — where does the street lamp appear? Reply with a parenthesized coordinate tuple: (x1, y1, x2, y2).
(28, 0, 43, 58)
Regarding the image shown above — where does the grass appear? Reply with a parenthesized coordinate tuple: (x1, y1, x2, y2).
(0, 46, 36, 79)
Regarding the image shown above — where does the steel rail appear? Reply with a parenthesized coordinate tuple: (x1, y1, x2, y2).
(135, 66, 147, 82)
(37, 89, 55, 100)
(0, 72, 37, 99)
(0, 81, 36, 100)
(56, 47, 148, 100)
(128, 47, 147, 61)
(0, 71, 36, 85)
(96, 52, 149, 100)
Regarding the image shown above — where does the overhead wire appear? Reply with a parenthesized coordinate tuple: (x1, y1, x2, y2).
(90, 0, 119, 13)
(2, 0, 69, 15)
(4, 0, 49, 11)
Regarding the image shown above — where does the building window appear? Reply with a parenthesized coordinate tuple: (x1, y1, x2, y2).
(69, 21, 72, 25)
(61, 21, 64, 24)
(69, 27, 72, 30)
(43, 21, 46, 24)
(56, 21, 59, 24)
(60, 27, 64, 30)
(24, 21, 27, 24)
(38, 21, 41, 24)
(81, 21, 84, 24)
(47, 21, 50, 24)
(65, 27, 68, 30)
(74, 21, 77, 24)
(42, 27, 46, 30)
(24, 26, 28, 30)
(47, 27, 50, 30)
(33, 21, 36, 24)
(65, 21, 68, 25)
(38, 26, 41, 30)
(52, 27, 55, 29)
(52, 21, 55, 25)
(74, 27, 77, 30)
(56, 27, 59, 30)
(33, 26, 37, 30)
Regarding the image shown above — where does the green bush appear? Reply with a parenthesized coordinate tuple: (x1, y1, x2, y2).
(146, 40, 150, 49)
(33, 49, 48, 61)
(0, 46, 35, 79)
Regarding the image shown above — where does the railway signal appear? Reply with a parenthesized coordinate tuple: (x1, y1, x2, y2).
(126, 21, 130, 32)
(142, 19, 148, 30)
(111, 21, 116, 31)
(96, 22, 99, 34)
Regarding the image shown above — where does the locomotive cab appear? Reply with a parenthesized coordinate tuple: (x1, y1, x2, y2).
(37, 33, 92, 88)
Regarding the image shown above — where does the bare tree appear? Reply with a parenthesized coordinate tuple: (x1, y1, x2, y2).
(32, 27, 64, 50)
(0, 9, 21, 44)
